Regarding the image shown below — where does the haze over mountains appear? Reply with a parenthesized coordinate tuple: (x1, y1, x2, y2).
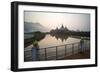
(24, 22, 49, 33)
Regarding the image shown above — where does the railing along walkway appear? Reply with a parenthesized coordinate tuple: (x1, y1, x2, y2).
(24, 41, 90, 61)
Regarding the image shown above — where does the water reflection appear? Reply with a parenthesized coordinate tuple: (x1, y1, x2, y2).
(24, 33, 82, 49)
(50, 33, 69, 42)
(24, 32, 46, 48)
(24, 33, 90, 62)
(25, 33, 70, 48)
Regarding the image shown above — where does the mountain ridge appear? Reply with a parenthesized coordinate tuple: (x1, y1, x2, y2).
(24, 22, 49, 33)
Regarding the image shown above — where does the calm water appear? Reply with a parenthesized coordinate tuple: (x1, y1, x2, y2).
(24, 34, 90, 61)
(39, 34, 80, 48)
(25, 34, 81, 50)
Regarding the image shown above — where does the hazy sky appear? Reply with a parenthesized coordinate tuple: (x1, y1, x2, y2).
(24, 11, 90, 31)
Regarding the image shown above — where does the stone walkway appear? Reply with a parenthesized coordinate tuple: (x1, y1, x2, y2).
(63, 50, 90, 60)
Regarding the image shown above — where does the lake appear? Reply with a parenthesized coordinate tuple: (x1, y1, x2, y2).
(24, 34, 90, 61)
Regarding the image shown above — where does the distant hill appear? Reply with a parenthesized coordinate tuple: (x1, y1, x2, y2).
(24, 22, 49, 33)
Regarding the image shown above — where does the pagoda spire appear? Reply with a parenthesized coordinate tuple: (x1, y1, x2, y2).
(61, 24, 64, 28)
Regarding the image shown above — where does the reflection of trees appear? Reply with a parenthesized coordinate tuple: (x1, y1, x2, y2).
(33, 31, 46, 41)
(24, 31, 46, 48)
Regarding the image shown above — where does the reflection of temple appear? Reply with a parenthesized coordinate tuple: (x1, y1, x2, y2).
(53, 34, 69, 42)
